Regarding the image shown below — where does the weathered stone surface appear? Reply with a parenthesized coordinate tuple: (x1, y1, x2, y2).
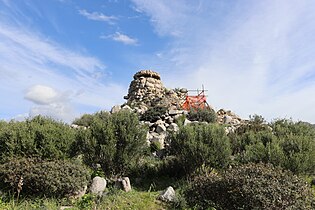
(111, 105, 121, 114)
(156, 124, 167, 134)
(115, 177, 131, 192)
(151, 132, 167, 148)
(184, 119, 192, 126)
(217, 108, 243, 127)
(90, 176, 106, 195)
(168, 123, 179, 132)
(158, 186, 176, 202)
(223, 115, 233, 124)
(125, 70, 187, 109)
(168, 110, 184, 115)
(121, 105, 132, 111)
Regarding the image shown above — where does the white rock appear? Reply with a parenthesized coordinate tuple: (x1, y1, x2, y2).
(169, 123, 179, 132)
(111, 105, 121, 114)
(121, 105, 132, 111)
(158, 186, 176, 202)
(168, 110, 184, 115)
(90, 176, 107, 195)
(223, 115, 233, 124)
(184, 119, 192, 126)
(115, 177, 131, 192)
(155, 119, 164, 125)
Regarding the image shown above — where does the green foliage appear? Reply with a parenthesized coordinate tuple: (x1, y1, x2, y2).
(185, 163, 315, 210)
(187, 108, 217, 123)
(0, 157, 90, 198)
(73, 110, 148, 176)
(231, 118, 315, 174)
(140, 106, 167, 122)
(75, 194, 96, 209)
(169, 124, 231, 175)
(234, 114, 270, 134)
(130, 156, 185, 179)
(72, 113, 94, 127)
(0, 116, 76, 161)
(271, 119, 315, 174)
(150, 141, 162, 153)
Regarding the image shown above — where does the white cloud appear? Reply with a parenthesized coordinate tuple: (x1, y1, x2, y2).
(101, 32, 138, 45)
(24, 85, 67, 105)
(78, 9, 117, 24)
(0, 22, 126, 122)
(24, 85, 75, 122)
(131, 0, 315, 123)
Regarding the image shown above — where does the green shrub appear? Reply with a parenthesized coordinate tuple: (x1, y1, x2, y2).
(185, 163, 315, 210)
(0, 116, 76, 161)
(130, 156, 185, 179)
(0, 157, 90, 198)
(140, 106, 167, 122)
(271, 119, 315, 174)
(72, 113, 94, 127)
(187, 108, 217, 123)
(231, 118, 315, 174)
(169, 124, 231, 175)
(73, 110, 148, 176)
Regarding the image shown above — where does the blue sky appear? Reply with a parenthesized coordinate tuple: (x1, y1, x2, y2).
(1, 0, 315, 123)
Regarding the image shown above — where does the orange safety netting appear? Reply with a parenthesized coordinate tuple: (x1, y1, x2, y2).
(182, 95, 208, 110)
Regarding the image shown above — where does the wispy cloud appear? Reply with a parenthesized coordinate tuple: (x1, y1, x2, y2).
(0, 22, 125, 122)
(101, 32, 138, 45)
(78, 9, 117, 24)
(131, 0, 315, 123)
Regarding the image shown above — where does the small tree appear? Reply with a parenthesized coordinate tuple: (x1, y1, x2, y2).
(0, 116, 76, 161)
(73, 110, 148, 176)
(169, 124, 231, 175)
(231, 118, 315, 174)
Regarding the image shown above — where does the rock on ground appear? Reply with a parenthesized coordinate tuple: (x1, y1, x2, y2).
(90, 176, 107, 195)
(158, 186, 176, 202)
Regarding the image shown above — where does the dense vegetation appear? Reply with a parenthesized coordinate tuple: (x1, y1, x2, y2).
(72, 110, 148, 176)
(187, 107, 217, 123)
(0, 108, 315, 209)
(185, 163, 315, 209)
(169, 123, 231, 175)
(0, 157, 90, 198)
(0, 116, 75, 161)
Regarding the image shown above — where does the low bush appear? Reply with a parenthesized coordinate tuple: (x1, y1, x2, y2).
(187, 108, 217, 123)
(140, 106, 167, 122)
(185, 163, 315, 210)
(0, 116, 76, 161)
(0, 157, 90, 198)
(169, 124, 231, 175)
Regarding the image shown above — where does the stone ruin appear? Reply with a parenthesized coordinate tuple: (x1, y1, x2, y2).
(114, 70, 246, 153)
(124, 70, 187, 113)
